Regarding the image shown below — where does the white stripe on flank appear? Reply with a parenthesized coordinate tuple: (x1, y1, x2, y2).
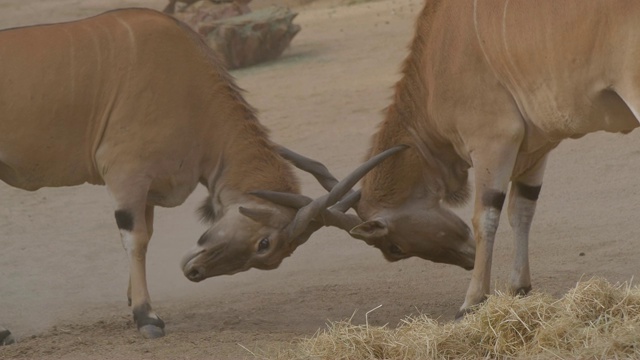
(501, 0, 513, 66)
(114, 15, 137, 62)
(473, 0, 500, 81)
(62, 28, 76, 104)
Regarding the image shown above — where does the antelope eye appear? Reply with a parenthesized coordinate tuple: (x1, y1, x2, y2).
(389, 244, 403, 255)
(258, 238, 270, 253)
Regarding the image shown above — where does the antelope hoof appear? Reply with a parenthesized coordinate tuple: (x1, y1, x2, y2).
(455, 296, 487, 320)
(134, 315, 165, 338)
(139, 324, 165, 339)
(514, 285, 532, 297)
(455, 307, 473, 320)
(133, 304, 165, 339)
(0, 329, 16, 346)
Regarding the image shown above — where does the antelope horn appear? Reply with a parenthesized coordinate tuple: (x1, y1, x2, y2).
(250, 190, 362, 233)
(290, 222, 322, 247)
(318, 191, 363, 232)
(250, 189, 360, 212)
(276, 146, 363, 223)
(320, 145, 408, 208)
(293, 208, 364, 246)
(285, 145, 408, 241)
(250, 191, 312, 209)
(320, 208, 362, 233)
(290, 191, 364, 246)
(330, 189, 361, 212)
(277, 146, 341, 193)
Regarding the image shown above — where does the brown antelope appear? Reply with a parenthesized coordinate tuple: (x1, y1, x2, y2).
(0, 8, 401, 341)
(259, 0, 640, 318)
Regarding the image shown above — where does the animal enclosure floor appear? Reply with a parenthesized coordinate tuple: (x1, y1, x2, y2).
(1, 0, 640, 358)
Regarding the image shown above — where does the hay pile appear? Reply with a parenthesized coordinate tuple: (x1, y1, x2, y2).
(274, 278, 640, 359)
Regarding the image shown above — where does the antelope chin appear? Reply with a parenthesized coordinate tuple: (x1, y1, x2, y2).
(180, 247, 205, 272)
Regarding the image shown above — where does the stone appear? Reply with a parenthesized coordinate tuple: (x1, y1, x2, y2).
(172, 1, 300, 69)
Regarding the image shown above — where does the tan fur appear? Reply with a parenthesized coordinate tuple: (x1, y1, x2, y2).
(354, 0, 640, 317)
(224, 119, 300, 194)
(0, 9, 297, 201)
(0, 8, 299, 338)
(361, 0, 469, 209)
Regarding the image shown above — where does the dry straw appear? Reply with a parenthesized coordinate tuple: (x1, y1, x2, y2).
(270, 277, 640, 359)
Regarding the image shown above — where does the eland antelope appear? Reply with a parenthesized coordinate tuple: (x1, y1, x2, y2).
(259, 0, 640, 318)
(0, 7, 298, 340)
(0, 8, 401, 341)
(352, 0, 640, 318)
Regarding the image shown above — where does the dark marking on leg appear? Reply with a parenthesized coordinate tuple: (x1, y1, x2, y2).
(482, 189, 506, 210)
(133, 303, 165, 330)
(515, 183, 542, 201)
(115, 210, 134, 232)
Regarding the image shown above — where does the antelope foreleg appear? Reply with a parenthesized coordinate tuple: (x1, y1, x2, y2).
(507, 155, 548, 296)
(457, 134, 522, 318)
(115, 205, 164, 339)
(126, 206, 154, 307)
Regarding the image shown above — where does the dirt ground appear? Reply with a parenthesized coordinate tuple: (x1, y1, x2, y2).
(1, 0, 639, 359)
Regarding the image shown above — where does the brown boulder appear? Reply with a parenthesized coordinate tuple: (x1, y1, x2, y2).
(163, 0, 234, 14)
(172, 1, 300, 69)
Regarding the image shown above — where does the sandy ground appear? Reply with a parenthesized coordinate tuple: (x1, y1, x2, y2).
(1, 0, 639, 359)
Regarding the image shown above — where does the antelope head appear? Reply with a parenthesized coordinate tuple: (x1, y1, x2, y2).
(257, 144, 475, 271)
(351, 195, 475, 269)
(180, 145, 406, 281)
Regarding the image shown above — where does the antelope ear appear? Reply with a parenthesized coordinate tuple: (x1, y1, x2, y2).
(239, 207, 274, 226)
(350, 219, 388, 241)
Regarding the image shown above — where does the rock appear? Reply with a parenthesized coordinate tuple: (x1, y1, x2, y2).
(163, 0, 234, 14)
(173, 1, 300, 69)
